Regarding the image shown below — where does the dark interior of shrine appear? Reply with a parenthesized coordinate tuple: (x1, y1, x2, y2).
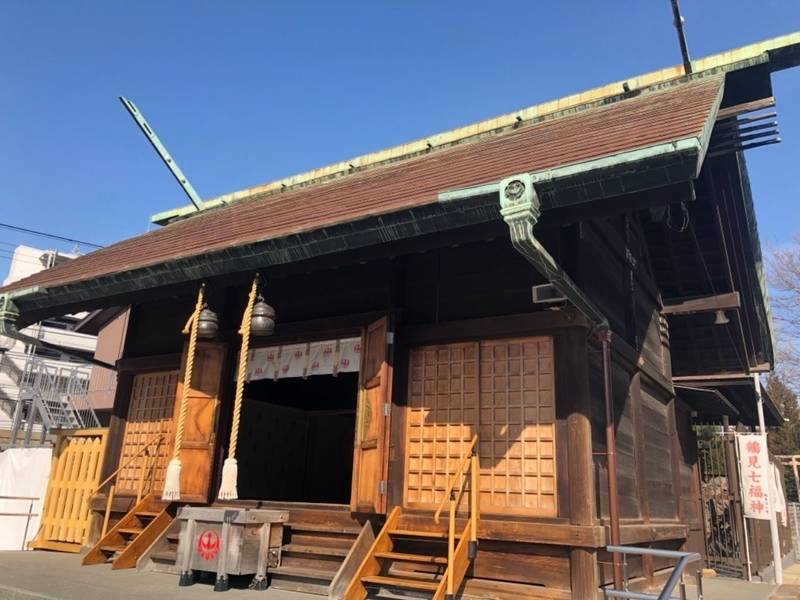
(236, 372, 358, 504)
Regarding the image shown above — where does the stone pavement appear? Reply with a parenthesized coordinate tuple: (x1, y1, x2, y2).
(771, 561, 800, 599)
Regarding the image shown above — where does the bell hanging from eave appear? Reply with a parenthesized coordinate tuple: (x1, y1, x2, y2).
(196, 306, 219, 338)
(250, 295, 276, 336)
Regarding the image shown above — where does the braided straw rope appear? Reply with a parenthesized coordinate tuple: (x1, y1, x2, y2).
(162, 284, 205, 501)
(218, 275, 258, 500)
(173, 284, 205, 458)
(229, 275, 258, 459)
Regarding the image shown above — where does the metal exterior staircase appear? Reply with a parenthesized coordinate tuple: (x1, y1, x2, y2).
(10, 356, 100, 444)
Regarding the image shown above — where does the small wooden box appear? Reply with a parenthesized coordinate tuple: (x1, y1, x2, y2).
(175, 507, 287, 590)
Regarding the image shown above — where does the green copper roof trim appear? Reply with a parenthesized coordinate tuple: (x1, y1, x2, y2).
(439, 137, 707, 205)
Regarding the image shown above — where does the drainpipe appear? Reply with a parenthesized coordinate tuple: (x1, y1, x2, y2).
(496, 174, 624, 590)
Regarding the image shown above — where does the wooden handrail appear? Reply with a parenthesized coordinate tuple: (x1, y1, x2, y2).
(432, 434, 479, 600)
(90, 433, 165, 498)
(434, 435, 478, 525)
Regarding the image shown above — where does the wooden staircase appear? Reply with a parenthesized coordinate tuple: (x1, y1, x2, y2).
(136, 518, 181, 573)
(266, 503, 374, 597)
(83, 493, 175, 569)
(347, 436, 479, 600)
(345, 507, 471, 600)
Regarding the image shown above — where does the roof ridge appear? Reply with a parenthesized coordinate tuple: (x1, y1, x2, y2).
(150, 32, 799, 225)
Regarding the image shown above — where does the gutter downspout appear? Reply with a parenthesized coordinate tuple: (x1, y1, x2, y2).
(0, 291, 114, 369)
(495, 174, 623, 591)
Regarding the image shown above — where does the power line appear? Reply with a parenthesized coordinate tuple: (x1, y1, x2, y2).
(0, 223, 104, 249)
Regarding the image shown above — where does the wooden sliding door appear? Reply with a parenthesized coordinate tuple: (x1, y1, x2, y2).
(172, 340, 228, 504)
(404, 336, 557, 517)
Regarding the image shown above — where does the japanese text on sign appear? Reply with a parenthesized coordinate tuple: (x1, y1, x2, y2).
(737, 433, 772, 520)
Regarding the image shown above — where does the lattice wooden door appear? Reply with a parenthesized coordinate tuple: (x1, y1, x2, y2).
(404, 336, 557, 517)
(30, 428, 108, 552)
(116, 371, 178, 494)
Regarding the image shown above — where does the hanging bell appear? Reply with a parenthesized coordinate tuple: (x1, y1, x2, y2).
(713, 310, 730, 326)
(196, 306, 219, 338)
(250, 296, 276, 336)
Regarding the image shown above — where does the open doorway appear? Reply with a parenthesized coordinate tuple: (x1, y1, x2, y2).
(235, 372, 358, 504)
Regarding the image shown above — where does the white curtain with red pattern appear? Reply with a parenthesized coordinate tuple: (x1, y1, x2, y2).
(246, 337, 361, 382)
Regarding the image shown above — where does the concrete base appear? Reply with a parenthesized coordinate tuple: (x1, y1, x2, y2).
(0, 552, 315, 600)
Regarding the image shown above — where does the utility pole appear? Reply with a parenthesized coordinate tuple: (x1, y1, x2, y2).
(754, 374, 784, 585)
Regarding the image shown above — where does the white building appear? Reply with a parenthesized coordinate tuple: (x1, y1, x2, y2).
(0, 246, 99, 442)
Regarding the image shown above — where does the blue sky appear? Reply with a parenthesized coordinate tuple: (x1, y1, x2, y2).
(1, 1, 799, 273)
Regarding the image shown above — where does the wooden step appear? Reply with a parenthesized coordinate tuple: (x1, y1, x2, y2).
(374, 551, 447, 565)
(287, 522, 361, 535)
(361, 575, 439, 591)
(151, 550, 177, 563)
(269, 565, 335, 595)
(166, 532, 179, 542)
(117, 527, 143, 536)
(282, 544, 348, 558)
(390, 529, 449, 539)
(271, 565, 337, 579)
(99, 544, 126, 554)
(135, 511, 160, 518)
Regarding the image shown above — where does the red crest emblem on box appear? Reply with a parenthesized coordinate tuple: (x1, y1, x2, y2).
(197, 530, 221, 561)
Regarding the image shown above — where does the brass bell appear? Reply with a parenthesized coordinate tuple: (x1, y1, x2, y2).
(250, 296, 275, 336)
(196, 306, 219, 338)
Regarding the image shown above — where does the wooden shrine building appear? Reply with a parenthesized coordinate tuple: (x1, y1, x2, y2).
(2, 33, 800, 600)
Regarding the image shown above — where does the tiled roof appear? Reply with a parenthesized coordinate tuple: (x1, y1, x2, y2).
(1, 75, 723, 295)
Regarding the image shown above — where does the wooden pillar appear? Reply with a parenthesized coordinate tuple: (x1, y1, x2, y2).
(558, 329, 599, 597)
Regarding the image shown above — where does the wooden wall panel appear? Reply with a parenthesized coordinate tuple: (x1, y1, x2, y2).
(405, 343, 479, 507)
(478, 338, 556, 515)
(641, 383, 677, 520)
(591, 355, 641, 520)
(116, 371, 178, 494)
(404, 337, 557, 517)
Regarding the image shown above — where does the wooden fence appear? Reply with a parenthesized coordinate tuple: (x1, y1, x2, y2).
(30, 428, 108, 552)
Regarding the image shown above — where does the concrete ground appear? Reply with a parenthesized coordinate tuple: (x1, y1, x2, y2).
(0, 552, 315, 600)
(0, 550, 798, 600)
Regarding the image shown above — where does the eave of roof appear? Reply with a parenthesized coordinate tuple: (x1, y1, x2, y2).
(0, 76, 726, 318)
(676, 377, 782, 427)
(151, 31, 800, 225)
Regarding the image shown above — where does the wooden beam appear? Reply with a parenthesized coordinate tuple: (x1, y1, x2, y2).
(541, 181, 695, 228)
(401, 308, 591, 346)
(715, 97, 775, 121)
(116, 353, 182, 373)
(672, 373, 751, 383)
(397, 514, 604, 547)
(662, 292, 740, 316)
